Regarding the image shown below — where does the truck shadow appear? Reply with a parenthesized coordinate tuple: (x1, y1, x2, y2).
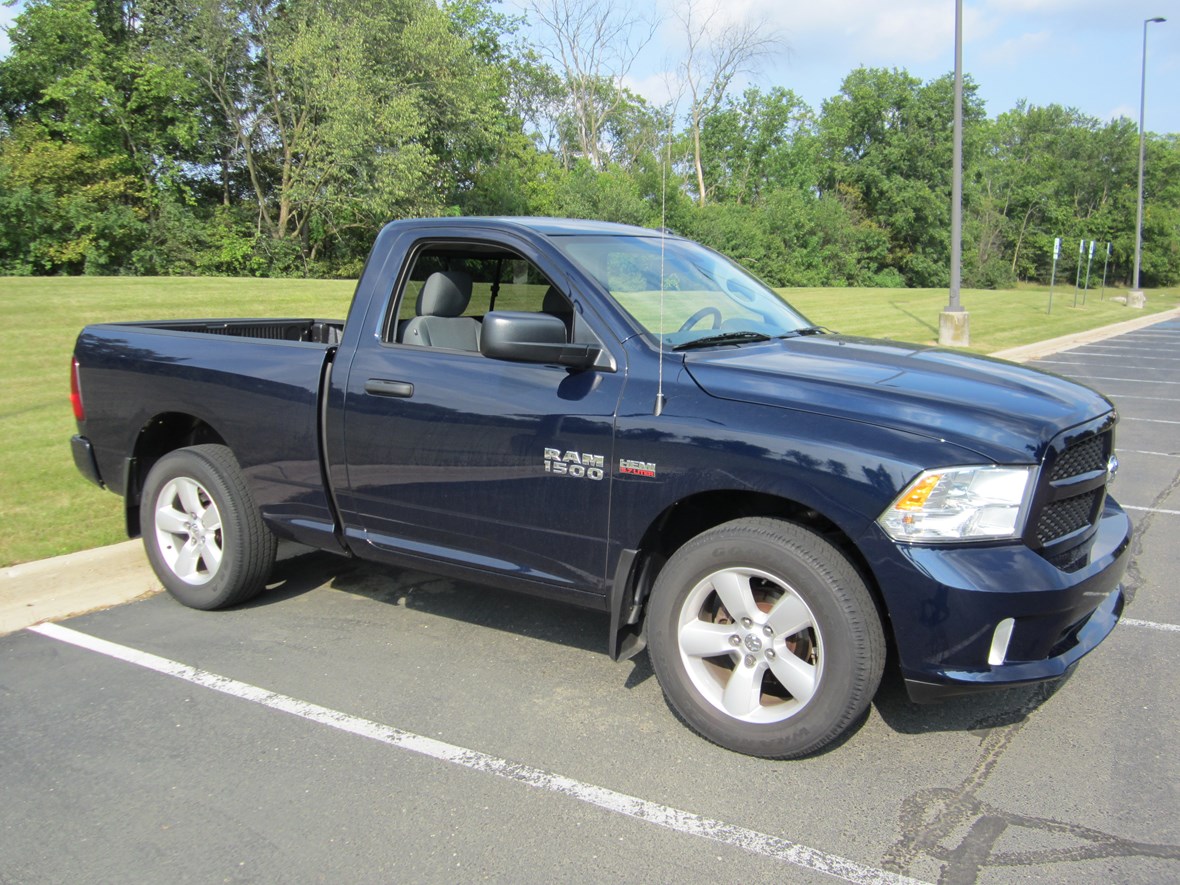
(258, 548, 1060, 741)
(871, 663, 1069, 736)
(256, 548, 607, 657)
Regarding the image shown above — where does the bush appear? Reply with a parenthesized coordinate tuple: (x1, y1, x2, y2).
(965, 254, 1016, 289)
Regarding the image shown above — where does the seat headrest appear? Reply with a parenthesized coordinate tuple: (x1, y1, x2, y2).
(417, 271, 473, 318)
(542, 286, 572, 316)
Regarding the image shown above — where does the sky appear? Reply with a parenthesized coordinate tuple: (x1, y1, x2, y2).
(2, 0, 1178, 134)
(582, 0, 1180, 135)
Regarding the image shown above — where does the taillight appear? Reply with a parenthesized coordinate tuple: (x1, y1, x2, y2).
(70, 357, 85, 421)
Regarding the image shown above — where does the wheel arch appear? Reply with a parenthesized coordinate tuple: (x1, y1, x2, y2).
(124, 412, 229, 537)
(609, 489, 890, 661)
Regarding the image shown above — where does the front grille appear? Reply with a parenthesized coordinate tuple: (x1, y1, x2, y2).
(1044, 544, 1090, 573)
(1049, 434, 1105, 481)
(1035, 489, 1101, 545)
(1028, 422, 1114, 561)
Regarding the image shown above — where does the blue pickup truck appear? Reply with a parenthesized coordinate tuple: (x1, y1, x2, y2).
(70, 217, 1131, 758)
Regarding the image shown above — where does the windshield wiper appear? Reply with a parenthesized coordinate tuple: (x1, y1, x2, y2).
(777, 326, 828, 339)
(672, 331, 772, 351)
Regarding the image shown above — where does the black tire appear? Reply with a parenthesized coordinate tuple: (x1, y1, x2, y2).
(647, 517, 885, 758)
(141, 444, 276, 610)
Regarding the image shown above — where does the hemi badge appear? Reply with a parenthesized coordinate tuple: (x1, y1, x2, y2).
(620, 459, 656, 478)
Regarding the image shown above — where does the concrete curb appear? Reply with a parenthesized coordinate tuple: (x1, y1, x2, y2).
(0, 540, 161, 636)
(6, 307, 1178, 635)
(991, 305, 1180, 363)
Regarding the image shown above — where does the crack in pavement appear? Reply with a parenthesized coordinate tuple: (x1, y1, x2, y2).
(1120, 460, 1180, 607)
(881, 683, 1180, 883)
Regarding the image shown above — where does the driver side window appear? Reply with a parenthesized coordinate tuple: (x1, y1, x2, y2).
(388, 244, 577, 350)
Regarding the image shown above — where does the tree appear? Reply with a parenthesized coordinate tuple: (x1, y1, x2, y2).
(674, 0, 779, 205)
(528, 0, 656, 170)
(0, 0, 200, 200)
(0, 123, 145, 274)
(144, 0, 504, 270)
(698, 86, 816, 206)
(3, 2, 1177, 283)
(1140, 134, 1180, 286)
(818, 67, 986, 287)
(0, 1, 196, 272)
(974, 104, 1140, 285)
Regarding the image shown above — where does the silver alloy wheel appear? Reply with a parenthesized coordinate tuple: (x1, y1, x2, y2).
(152, 476, 224, 586)
(676, 567, 824, 724)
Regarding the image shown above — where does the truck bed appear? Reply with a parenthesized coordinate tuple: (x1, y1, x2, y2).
(74, 318, 345, 551)
(128, 317, 345, 345)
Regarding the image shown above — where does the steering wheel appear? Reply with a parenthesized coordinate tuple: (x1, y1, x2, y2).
(678, 306, 723, 333)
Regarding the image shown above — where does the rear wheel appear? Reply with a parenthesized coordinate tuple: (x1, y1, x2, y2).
(647, 518, 885, 758)
(141, 445, 276, 610)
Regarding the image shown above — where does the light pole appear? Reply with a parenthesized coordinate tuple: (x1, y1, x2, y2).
(939, 0, 969, 345)
(1130, 16, 1166, 308)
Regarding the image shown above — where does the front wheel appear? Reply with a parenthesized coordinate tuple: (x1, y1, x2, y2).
(141, 445, 276, 610)
(647, 518, 885, 758)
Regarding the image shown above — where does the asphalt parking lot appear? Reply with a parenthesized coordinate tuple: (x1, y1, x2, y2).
(3, 317, 1179, 884)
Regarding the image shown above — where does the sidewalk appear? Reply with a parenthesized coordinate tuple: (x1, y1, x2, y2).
(6, 304, 1179, 636)
(0, 541, 160, 636)
(991, 305, 1180, 362)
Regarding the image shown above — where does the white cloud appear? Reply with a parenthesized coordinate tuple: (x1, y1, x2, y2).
(506, 0, 1180, 132)
(1107, 103, 1137, 123)
(621, 70, 682, 108)
(983, 0, 1117, 15)
(684, 0, 1003, 68)
(980, 30, 1052, 66)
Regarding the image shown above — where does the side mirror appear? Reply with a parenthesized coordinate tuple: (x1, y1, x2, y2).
(481, 311, 603, 370)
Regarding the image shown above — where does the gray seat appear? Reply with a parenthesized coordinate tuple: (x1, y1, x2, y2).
(543, 286, 597, 345)
(542, 286, 574, 339)
(402, 271, 481, 351)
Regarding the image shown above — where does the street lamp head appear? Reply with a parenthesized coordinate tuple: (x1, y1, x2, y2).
(1147, 17, 1166, 24)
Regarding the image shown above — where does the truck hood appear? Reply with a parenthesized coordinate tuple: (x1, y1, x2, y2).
(682, 335, 1114, 464)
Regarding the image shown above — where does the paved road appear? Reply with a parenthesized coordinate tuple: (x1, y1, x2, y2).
(3, 318, 1179, 885)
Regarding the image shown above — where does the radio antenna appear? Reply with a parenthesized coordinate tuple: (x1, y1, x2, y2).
(654, 107, 672, 417)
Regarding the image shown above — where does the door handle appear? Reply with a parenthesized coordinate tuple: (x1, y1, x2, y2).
(364, 378, 414, 398)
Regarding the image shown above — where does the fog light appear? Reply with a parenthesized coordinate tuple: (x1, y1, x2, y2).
(988, 618, 1015, 666)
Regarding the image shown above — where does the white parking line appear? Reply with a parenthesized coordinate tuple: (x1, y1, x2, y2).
(1121, 417, 1180, 425)
(1124, 505, 1180, 515)
(1121, 450, 1180, 458)
(1044, 354, 1180, 363)
(1076, 341, 1174, 345)
(1103, 395, 1180, 403)
(1122, 618, 1180, 634)
(1065, 376, 1180, 385)
(27, 622, 925, 885)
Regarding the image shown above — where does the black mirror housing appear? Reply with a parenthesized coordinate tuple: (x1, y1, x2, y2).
(481, 312, 602, 369)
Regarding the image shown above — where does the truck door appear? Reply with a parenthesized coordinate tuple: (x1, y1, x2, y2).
(334, 236, 625, 599)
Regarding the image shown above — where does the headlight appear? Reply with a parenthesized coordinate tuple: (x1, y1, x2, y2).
(878, 466, 1034, 542)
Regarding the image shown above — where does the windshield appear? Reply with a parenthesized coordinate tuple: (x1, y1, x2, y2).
(554, 234, 814, 348)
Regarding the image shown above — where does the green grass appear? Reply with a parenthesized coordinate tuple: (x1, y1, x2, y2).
(780, 283, 1180, 353)
(2, 276, 1176, 566)
(1, 277, 356, 567)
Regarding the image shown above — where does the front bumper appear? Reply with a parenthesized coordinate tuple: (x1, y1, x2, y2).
(860, 498, 1132, 702)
